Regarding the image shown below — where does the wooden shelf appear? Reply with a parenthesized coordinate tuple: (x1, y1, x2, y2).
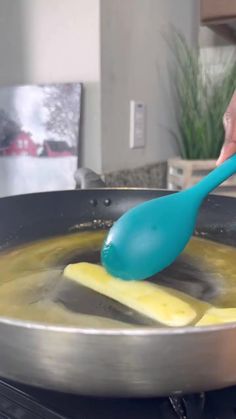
(201, 0, 236, 24)
(201, 0, 236, 43)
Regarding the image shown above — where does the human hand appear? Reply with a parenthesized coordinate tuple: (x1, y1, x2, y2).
(217, 90, 236, 165)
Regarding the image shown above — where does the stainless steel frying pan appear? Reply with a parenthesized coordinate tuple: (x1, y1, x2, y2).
(0, 169, 235, 397)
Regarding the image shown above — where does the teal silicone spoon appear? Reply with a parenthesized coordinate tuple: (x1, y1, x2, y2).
(101, 154, 236, 280)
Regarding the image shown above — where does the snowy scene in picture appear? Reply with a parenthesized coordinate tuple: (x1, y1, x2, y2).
(0, 83, 81, 196)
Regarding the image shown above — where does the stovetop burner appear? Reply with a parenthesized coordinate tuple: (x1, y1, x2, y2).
(1, 379, 236, 419)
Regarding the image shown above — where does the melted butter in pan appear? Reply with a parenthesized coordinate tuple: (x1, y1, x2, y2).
(0, 230, 235, 328)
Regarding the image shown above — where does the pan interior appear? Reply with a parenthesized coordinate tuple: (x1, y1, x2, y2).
(0, 229, 235, 328)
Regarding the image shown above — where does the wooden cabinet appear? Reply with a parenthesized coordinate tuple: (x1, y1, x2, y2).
(201, 0, 236, 42)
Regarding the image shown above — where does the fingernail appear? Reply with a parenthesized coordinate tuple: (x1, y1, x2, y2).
(216, 146, 225, 166)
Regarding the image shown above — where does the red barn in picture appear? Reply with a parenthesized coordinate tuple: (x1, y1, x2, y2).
(0, 132, 38, 156)
(40, 140, 73, 157)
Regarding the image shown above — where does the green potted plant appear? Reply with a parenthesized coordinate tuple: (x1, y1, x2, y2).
(168, 31, 236, 196)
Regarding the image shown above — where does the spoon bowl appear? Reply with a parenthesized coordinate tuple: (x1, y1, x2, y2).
(102, 154, 236, 280)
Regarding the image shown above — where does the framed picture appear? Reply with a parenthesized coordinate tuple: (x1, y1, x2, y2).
(0, 82, 82, 196)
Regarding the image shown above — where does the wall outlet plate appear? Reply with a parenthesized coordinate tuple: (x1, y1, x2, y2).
(129, 100, 146, 149)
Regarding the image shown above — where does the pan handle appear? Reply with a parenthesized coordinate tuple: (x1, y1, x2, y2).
(74, 168, 106, 189)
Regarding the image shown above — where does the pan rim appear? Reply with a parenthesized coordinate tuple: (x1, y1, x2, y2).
(0, 314, 235, 336)
(0, 187, 234, 197)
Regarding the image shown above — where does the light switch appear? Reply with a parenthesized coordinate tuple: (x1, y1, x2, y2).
(129, 101, 146, 149)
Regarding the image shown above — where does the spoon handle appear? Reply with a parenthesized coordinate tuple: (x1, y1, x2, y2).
(190, 154, 236, 199)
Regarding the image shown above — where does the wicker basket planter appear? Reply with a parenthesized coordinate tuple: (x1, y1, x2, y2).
(167, 158, 236, 197)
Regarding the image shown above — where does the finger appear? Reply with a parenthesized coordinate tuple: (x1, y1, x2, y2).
(216, 140, 236, 166)
(217, 90, 236, 165)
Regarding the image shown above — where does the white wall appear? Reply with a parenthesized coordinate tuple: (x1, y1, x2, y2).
(0, 0, 101, 173)
(0, 0, 200, 175)
(100, 0, 199, 174)
(199, 27, 236, 80)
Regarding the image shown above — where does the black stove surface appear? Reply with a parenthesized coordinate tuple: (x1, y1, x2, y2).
(0, 379, 236, 419)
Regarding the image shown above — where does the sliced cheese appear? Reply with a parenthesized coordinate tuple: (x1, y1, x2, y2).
(196, 307, 236, 326)
(64, 262, 206, 327)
